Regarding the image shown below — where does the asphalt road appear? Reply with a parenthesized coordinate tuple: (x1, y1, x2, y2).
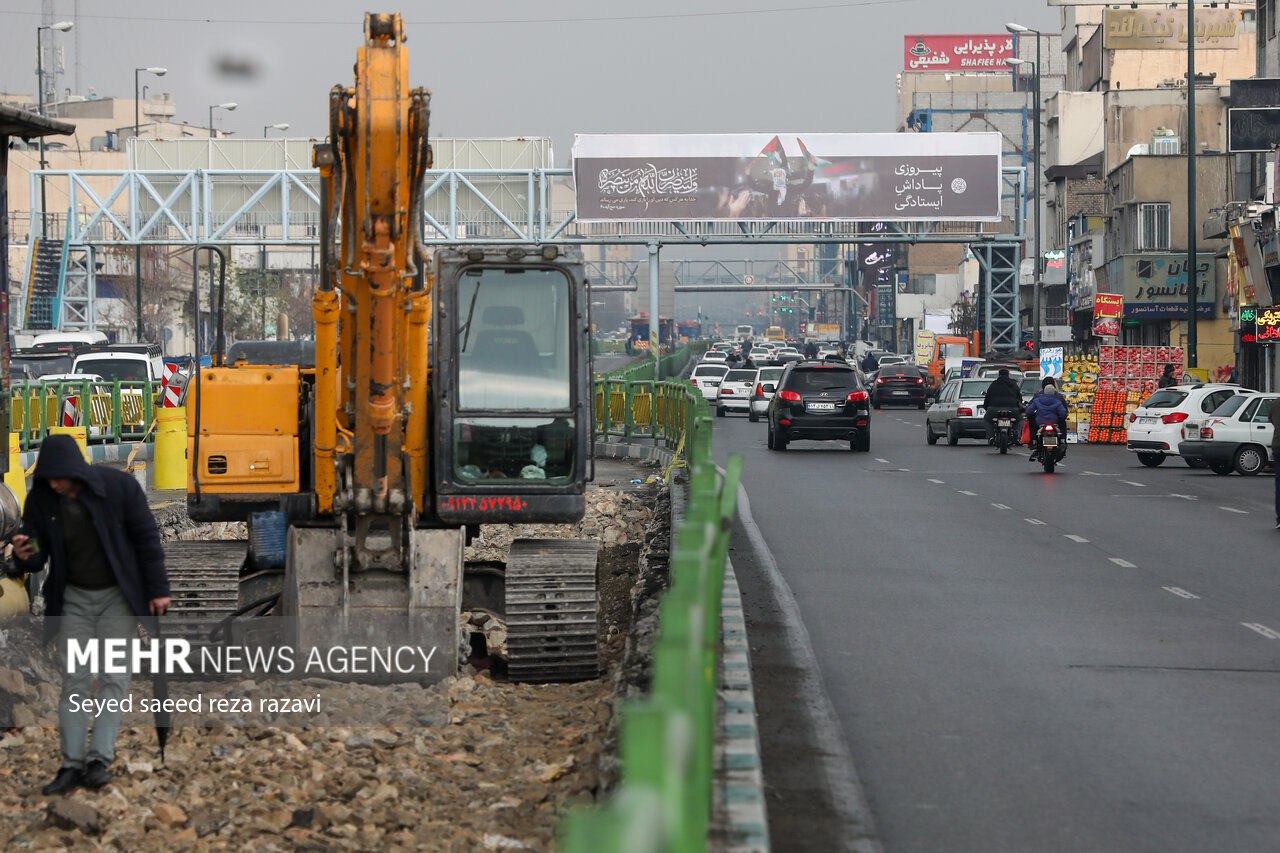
(715, 405, 1280, 853)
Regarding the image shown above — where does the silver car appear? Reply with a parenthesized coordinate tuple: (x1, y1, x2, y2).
(749, 366, 785, 423)
(925, 377, 994, 445)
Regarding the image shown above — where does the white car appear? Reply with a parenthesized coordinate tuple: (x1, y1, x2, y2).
(749, 366, 784, 422)
(690, 363, 730, 402)
(700, 350, 729, 365)
(715, 368, 758, 417)
(1178, 392, 1277, 475)
(1126, 383, 1256, 467)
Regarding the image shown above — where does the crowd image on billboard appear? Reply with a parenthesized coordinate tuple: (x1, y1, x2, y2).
(715, 135, 878, 220)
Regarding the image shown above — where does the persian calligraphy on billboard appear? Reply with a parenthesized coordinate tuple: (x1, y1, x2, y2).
(572, 133, 1002, 223)
(903, 35, 1013, 72)
(1093, 293, 1124, 338)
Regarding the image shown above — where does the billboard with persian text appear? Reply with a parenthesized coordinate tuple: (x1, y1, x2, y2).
(903, 35, 1014, 72)
(572, 133, 1002, 223)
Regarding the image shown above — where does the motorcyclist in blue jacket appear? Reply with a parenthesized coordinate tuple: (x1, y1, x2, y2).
(1025, 377, 1068, 459)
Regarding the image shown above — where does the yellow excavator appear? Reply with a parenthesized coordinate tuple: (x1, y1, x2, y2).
(171, 13, 598, 683)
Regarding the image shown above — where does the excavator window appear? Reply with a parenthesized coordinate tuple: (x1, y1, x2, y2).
(453, 266, 575, 484)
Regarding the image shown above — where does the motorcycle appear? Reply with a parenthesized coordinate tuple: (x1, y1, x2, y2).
(1033, 422, 1067, 473)
(989, 408, 1019, 454)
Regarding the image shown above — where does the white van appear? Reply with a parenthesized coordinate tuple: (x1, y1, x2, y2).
(28, 330, 109, 354)
(72, 344, 164, 384)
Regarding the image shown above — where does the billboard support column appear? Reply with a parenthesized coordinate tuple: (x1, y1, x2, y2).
(648, 242, 660, 379)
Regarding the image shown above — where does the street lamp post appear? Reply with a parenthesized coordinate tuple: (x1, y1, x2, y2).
(133, 66, 166, 342)
(208, 102, 237, 138)
(263, 123, 290, 137)
(1186, 1, 1198, 368)
(1007, 36, 1042, 356)
(35, 20, 74, 238)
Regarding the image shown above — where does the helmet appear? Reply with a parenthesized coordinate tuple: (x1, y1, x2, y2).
(998, 368, 1010, 377)
(1041, 376, 1056, 389)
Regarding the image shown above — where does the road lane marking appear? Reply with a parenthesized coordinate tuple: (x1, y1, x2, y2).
(957, 490, 977, 496)
(1120, 481, 1147, 488)
(1024, 518, 1045, 525)
(927, 478, 946, 484)
(1163, 586, 1201, 600)
(1242, 623, 1280, 640)
(1219, 506, 1249, 514)
(991, 503, 1011, 510)
(1080, 471, 1120, 477)
(1065, 534, 1090, 543)
(875, 458, 890, 464)
(1109, 558, 1136, 568)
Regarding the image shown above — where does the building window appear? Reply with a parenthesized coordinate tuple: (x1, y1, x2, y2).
(1138, 203, 1170, 251)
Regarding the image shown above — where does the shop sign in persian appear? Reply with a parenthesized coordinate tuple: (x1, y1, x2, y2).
(1092, 292, 1124, 338)
(1102, 7, 1238, 50)
(1106, 255, 1216, 319)
(1254, 305, 1280, 344)
(903, 35, 1013, 72)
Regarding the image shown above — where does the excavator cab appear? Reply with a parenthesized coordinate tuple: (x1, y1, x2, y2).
(430, 246, 593, 525)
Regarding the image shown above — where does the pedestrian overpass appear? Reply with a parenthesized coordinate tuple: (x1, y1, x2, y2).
(25, 164, 1027, 352)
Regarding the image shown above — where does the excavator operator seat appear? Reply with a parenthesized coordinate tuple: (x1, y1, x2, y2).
(472, 306, 543, 375)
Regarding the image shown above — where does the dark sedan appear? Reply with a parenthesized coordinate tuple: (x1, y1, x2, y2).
(870, 363, 927, 409)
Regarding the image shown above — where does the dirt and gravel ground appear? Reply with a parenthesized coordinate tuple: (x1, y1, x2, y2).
(0, 461, 669, 851)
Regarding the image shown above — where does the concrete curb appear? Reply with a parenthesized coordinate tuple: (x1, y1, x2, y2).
(715, 559, 770, 853)
(593, 438, 770, 852)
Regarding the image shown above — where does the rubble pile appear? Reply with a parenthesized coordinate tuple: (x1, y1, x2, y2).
(0, 673, 610, 851)
(0, 467, 671, 850)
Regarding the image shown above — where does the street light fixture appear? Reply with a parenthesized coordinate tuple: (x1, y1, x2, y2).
(263, 123, 290, 137)
(208, 102, 237, 138)
(35, 20, 74, 237)
(1006, 26, 1043, 356)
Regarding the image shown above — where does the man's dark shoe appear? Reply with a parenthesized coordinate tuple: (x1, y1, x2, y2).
(41, 767, 82, 795)
(81, 761, 112, 789)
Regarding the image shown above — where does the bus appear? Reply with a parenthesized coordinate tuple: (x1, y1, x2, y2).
(765, 325, 786, 342)
(734, 324, 755, 341)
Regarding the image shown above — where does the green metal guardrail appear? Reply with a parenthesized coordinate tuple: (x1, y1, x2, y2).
(11, 379, 162, 448)
(594, 342, 709, 443)
(571, 347, 743, 852)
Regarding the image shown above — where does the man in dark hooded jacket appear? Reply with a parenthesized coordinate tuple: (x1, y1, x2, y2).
(11, 434, 170, 795)
(982, 368, 1024, 443)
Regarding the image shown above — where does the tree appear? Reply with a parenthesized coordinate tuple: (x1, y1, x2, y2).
(99, 245, 192, 345)
(950, 292, 977, 337)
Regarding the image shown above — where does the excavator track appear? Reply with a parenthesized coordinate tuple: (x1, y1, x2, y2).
(162, 541, 246, 642)
(504, 538, 600, 683)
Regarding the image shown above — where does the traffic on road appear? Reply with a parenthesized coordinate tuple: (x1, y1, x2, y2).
(693, 335, 1280, 851)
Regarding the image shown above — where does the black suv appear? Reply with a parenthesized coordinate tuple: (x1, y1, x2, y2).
(767, 361, 872, 452)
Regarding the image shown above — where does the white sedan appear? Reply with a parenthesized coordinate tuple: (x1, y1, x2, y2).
(690, 363, 730, 402)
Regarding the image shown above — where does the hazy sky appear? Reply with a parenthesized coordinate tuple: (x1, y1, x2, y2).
(1, 0, 1058, 164)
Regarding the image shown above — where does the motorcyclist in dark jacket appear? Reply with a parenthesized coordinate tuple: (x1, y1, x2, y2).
(982, 368, 1024, 443)
(1025, 378, 1069, 459)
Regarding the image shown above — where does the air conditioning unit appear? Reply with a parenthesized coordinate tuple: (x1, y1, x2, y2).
(1151, 130, 1181, 155)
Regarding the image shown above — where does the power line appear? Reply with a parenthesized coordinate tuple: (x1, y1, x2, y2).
(0, 0, 924, 28)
